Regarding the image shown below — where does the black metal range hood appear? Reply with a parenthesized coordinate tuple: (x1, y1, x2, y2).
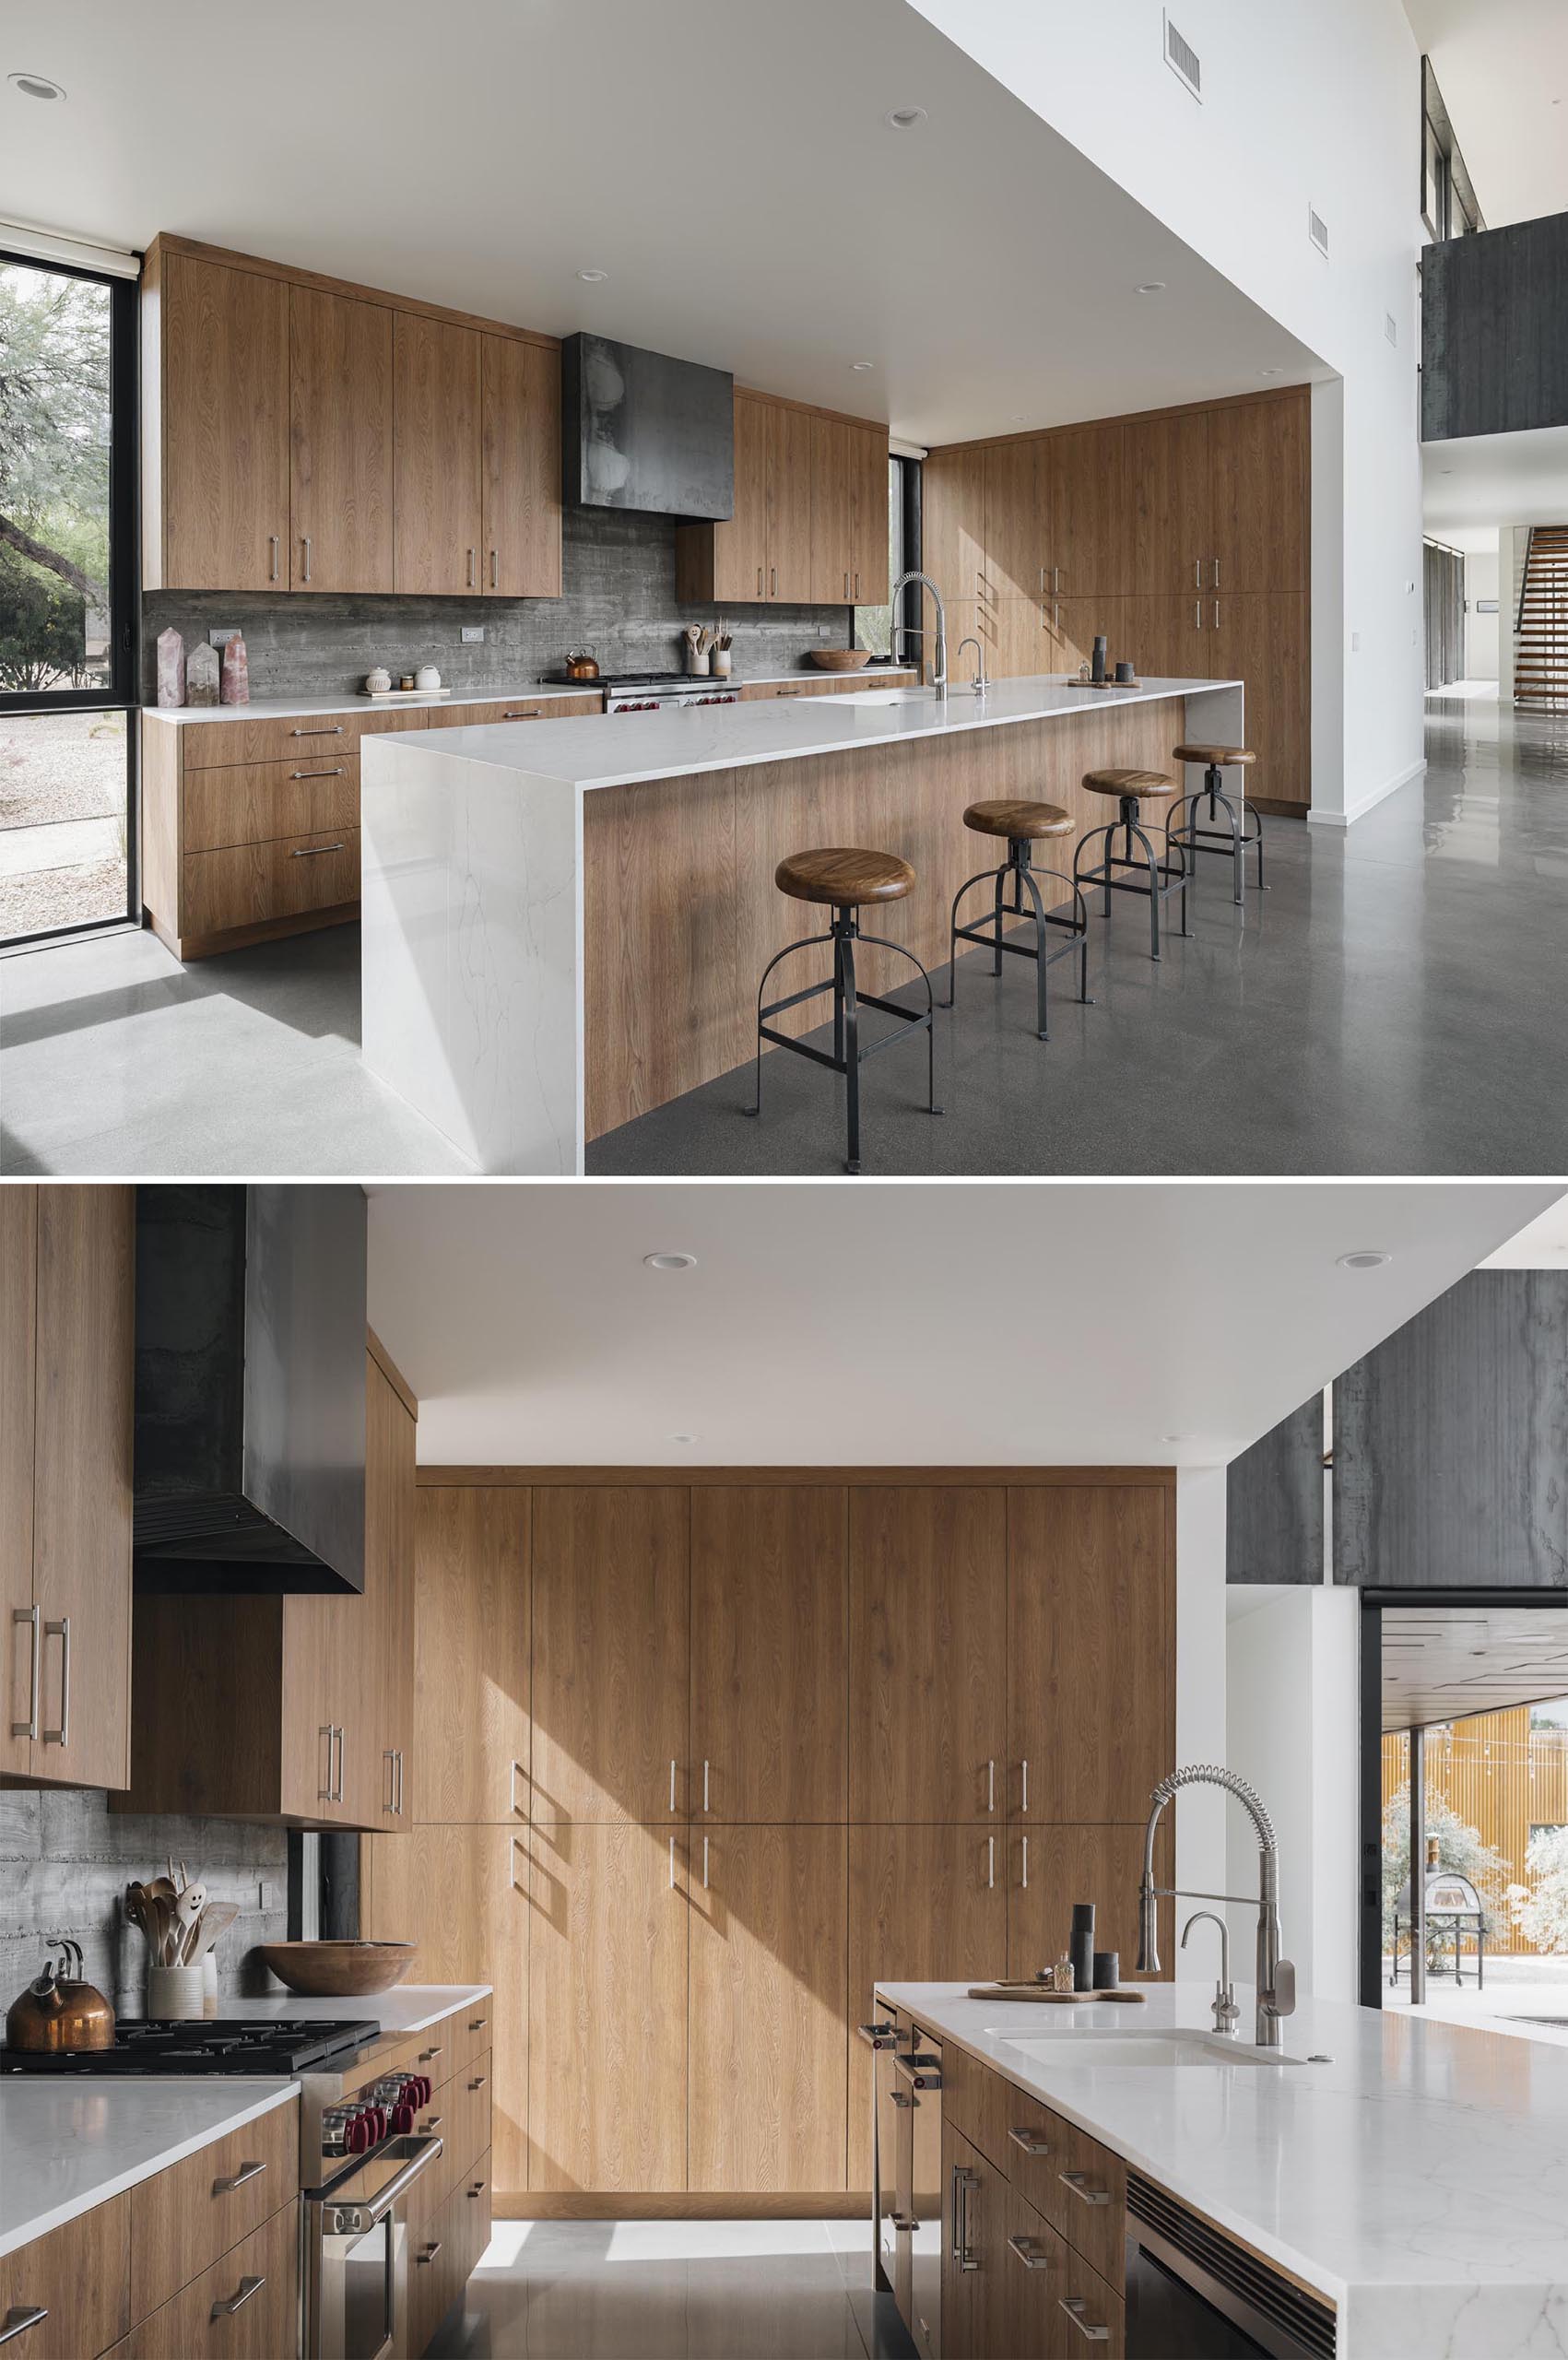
(561, 333, 735, 520)
(134, 1186, 367, 1595)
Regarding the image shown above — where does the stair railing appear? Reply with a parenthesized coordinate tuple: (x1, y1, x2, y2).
(1515, 525, 1535, 635)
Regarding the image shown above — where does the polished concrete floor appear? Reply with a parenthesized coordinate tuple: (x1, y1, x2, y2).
(0, 920, 470, 1175)
(429, 2220, 915, 2360)
(590, 698, 1568, 1176)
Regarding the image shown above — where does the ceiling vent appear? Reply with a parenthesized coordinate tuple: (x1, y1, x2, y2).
(1308, 206, 1330, 257)
(1163, 11, 1202, 99)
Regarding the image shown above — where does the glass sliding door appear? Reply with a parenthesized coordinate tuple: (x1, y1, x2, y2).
(0, 249, 136, 946)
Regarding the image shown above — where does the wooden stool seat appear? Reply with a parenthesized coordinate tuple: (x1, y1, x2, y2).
(1173, 743, 1256, 768)
(962, 798, 1073, 842)
(774, 846, 915, 907)
(1082, 768, 1174, 800)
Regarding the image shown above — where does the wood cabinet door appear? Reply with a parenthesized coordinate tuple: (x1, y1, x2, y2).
(362, 1824, 529, 2199)
(810, 415, 854, 604)
(0, 2190, 130, 2360)
(413, 1485, 531, 1823)
(160, 253, 289, 591)
(1208, 591, 1311, 806)
(1126, 409, 1210, 594)
(1208, 392, 1309, 593)
(941, 2122, 1011, 2360)
(984, 439, 1049, 607)
(279, 1587, 351, 1823)
(851, 426, 890, 607)
(847, 1826, 1007, 2187)
(1002, 2186, 1069, 2360)
(1053, 424, 1132, 599)
(1008, 1486, 1173, 1824)
(364, 1355, 417, 1825)
(526, 1820, 687, 2191)
(690, 1484, 846, 1823)
(0, 1188, 36, 1780)
(767, 402, 816, 601)
(30, 1186, 133, 1791)
(394, 311, 483, 593)
(1006, 1821, 1173, 1986)
(921, 446, 987, 675)
(940, 2120, 976, 2360)
(531, 1486, 689, 1825)
(483, 336, 562, 597)
(1120, 593, 1208, 682)
(289, 286, 394, 593)
(688, 1824, 848, 2192)
(712, 392, 771, 603)
(850, 1486, 1007, 1822)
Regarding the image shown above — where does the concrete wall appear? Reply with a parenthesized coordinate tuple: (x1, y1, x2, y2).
(142, 503, 841, 702)
(1467, 549, 1501, 681)
(0, 1788, 288, 2016)
(908, 0, 1426, 828)
(1422, 214, 1568, 440)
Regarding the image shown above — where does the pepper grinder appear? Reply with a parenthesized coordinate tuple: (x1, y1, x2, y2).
(1069, 1902, 1096, 1992)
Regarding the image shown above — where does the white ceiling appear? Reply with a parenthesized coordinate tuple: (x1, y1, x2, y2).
(366, 1182, 1554, 1469)
(1404, 0, 1568, 228)
(1482, 1191, 1568, 1268)
(1423, 427, 1568, 549)
(1382, 1605, 1568, 1731)
(1, 0, 1321, 445)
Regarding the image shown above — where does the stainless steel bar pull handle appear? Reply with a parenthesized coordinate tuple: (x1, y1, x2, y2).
(269, 534, 280, 583)
(289, 766, 346, 780)
(703, 1759, 710, 1812)
(319, 1724, 334, 1800)
(211, 2159, 267, 2196)
(301, 536, 312, 584)
(669, 1835, 676, 1889)
(1021, 1759, 1029, 1812)
(384, 1749, 397, 1812)
(1195, 601, 1204, 630)
(1058, 2295, 1110, 2341)
(289, 843, 347, 857)
(396, 1749, 405, 1814)
(1022, 1835, 1029, 1890)
(1008, 2127, 1051, 2155)
(1008, 2233, 1051, 2271)
(0, 2306, 48, 2345)
(771, 567, 777, 596)
(987, 1759, 995, 1813)
(490, 549, 499, 589)
(336, 1725, 346, 1801)
(11, 1605, 39, 1741)
(669, 1759, 677, 1812)
(702, 1836, 710, 1890)
(292, 726, 344, 738)
(757, 567, 763, 596)
(210, 2275, 265, 2320)
(467, 2073, 489, 2091)
(1194, 557, 1202, 589)
(1214, 599, 1221, 631)
(467, 549, 477, 587)
(1212, 558, 1220, 588)
(1058, 2170, 1112, 2207)
(41, 1618, 69, 1747)
(987, 1835, 995, 1890)
(416, 2241, 443, 2267)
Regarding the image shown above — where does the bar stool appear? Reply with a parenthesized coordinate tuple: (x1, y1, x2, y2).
(1168, 743, 1264, 903)
(944, 800, 1091, 1040)
(746, 846, 942, 1174)
(1073, 771, 1190, 961)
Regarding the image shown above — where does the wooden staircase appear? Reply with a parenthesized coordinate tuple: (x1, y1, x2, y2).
(1515, 525, 1568, 710)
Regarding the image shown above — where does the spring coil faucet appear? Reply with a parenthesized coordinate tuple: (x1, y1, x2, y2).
(1137, 1764, 1296, 2048)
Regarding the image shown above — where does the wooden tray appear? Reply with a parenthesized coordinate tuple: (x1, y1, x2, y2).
(966, 1983, 1147, 2003)
(1065, 677, 1141, 690)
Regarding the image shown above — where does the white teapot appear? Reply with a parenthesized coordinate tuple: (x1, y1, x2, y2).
(415, 665, 442, 692)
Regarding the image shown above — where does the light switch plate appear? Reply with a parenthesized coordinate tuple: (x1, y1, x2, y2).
(259, 1882, 275, 1910)
(208, 628, 241, 647)
(462, 626, 485, 643)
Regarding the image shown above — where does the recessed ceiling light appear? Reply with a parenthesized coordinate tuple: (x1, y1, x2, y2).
(851, 360, 875, 372)
(643, 1250, 697, 1272)
(1136, 282, 1166, 295)
(1337, 1249, 1391, 1270)
(1010, 412, 1028, 422)
(577, 267, 608, 284)
(885, 105, 927, 130)
(1161, 1434, 1197, 1444)
(8, 70, 65, 100)
(1258, 367, 1282, 377)
(668, 1433, 701, 1445)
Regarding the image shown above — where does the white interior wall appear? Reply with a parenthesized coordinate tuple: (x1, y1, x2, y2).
(1500, 526, 1529, 702)
(1174, 1469, 1230, 1986)
(908, 0, 1426, 826)
(1467, 549, 1501, 680)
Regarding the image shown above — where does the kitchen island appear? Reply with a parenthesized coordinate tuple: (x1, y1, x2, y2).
(360, 673, 1243, 1172)
(876, 1977, 1568, 2359)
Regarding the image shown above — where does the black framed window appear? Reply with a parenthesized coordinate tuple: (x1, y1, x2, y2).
(854, 452, 919, 661)
(0, 248, 138, 948)
(1421, 57, 1483, 244)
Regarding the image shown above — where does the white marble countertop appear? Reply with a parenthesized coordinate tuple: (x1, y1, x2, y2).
(878, 1979, 1568, 2356)
(0, 2078, 297, 2260)
(232, 1981, 491, 2034)
(141, 685, 597, 724)
(367, 673, 1233, 794)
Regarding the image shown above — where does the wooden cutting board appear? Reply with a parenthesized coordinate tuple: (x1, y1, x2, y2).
(966, 1983, 1147, 2003)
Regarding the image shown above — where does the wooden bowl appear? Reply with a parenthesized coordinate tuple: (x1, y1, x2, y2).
(809, 648, 873, 672)
(257, 1941, 416, 1998)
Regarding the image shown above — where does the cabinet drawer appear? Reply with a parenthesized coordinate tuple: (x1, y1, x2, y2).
(130, 2100, 298, 2324)
(1001, 2183, 1068, 2359)
(1055, 2237, 1126, 2359)
(455, 2047, 493, 2178)
(183, 756, 359, 853)
(0, 2192, 130, 2360)
(458, 2146, 492, 2279)
(177, 707, 423, 770)
(411, 2016, 461, 2093)
(940, 2044, 1013, 2176)
(455, 1997, 493, 2073)
(409, 2178, 466, 2359)
(1043, 2114, 1126, 2287)
(182, 828, 360, 938)
(112, 2200, 297, 2360)
(435, 694, 599, 727)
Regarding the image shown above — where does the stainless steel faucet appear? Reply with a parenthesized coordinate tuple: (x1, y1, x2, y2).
(954, 635, 988, 693)
(1180, 1910, 1241, 2036)
(1137, 1764, 1296, 2049)
(890, 571, 949, 700)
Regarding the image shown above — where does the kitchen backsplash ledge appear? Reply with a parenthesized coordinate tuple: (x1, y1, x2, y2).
(142, 502, 850, 701)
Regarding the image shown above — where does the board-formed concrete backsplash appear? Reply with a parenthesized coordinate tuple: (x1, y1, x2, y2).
(0, 1788, 288, 2016)
(142, 502, 847, 701)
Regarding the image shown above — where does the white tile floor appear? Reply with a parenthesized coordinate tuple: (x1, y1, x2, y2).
(429, 2219, 916, 2360)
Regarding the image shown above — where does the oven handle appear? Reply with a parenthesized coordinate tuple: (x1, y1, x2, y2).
(313, 2133, 444, 2234)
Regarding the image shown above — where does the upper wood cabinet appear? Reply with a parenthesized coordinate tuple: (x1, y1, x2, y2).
(289, 286, 395, 594)
(366, 1347, 418, 1823)
(1126, 408, 1210, 594)
(810, 415, 854, 603)
(766, 400, 815, 603)
(482, 336, 562, 598)
(921, 444, 987, 664)
(1208, 390, 1309, 592)
(1053, 423, 1132, 599)
(984, 436, 1051, 608)
(851, 424, 890, 606)
(394, 312, 483, 594)
(149, 249, 289, 591)
(411, 1485, 531, 1823)
(678, 394, 888, 606)
(0, 1187, 134, 1792)
(690, 1484, 847, 1822)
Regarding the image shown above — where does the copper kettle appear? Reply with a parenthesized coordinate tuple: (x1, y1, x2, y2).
(6, 1941, 116, 2053)
(563, 645, 600, 681)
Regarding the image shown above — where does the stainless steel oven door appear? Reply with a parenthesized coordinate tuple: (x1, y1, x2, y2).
(306, 2132, 443, 2360)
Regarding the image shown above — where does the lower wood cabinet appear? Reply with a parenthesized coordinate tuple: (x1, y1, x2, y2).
(108, 2199, 297, 2360)
(1005, 1822, 1174, 1988)
(128, 2100, 297, 2323)
(0, 2192, 130, 2360)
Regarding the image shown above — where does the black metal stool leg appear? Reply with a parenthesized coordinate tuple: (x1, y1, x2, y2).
(747, 927, 833, 1117)
(840, 917, 861, 1175)
(1206, 762, 1245, 906)
(857, 930, 944, 1118)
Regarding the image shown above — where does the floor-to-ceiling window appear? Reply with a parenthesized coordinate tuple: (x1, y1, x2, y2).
(853, 452, 916, 660)
(0, 246, 137, 947)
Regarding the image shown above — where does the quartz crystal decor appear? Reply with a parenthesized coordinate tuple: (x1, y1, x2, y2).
(220, 635, 250, 705)
(185, 643, 220, 706)
(156, 627, 186, 707)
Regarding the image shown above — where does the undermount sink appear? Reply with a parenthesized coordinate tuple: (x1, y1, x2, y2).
(990, 2031, 1302, 2070)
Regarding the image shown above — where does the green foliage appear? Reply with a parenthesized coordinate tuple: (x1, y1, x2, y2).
(0, 262, 112, 602)
(1382, 1783, 1509, 1947)
(0, 545, 87, 690)
(1508, 1826, 1568, 1953)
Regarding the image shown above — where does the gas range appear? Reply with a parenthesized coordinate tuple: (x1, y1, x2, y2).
(0, 2016, 379, 2076)
(565, 670, 740, 714)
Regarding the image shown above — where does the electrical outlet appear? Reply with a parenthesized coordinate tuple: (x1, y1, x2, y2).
(208, 628, 241, 647)
(818, 622, 832, 639)
(461, 626, 485, 644)
(259, 1882, 275, 1911)
(1351, 631, 1362, 653)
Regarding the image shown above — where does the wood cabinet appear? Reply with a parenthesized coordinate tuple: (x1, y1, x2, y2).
(482, 335, 562, 597)
(851, 424, 890, 606)
(811, 420, 891, 606)
(685, 389, 771, 603)
(678, 394, 889, 605)
(920, 444, 987, 674)
(690, 1484, 846, 1822)
(941, 2122, 1012, 2360)
(366, 1346, 417, 1823)
(410, 1486, 531, 1823)
(1209, 390, 1309, 593)
(0, 1187, 135, 1793)
(127, 2100, 297, 2326)
(1053, 424, 1132, 599)
(149, 248, 289, 591)
(849, 1486, 1008, 1822)
(1208, 590, 1312, 807)
(394, 312, 483, 594)
(1006, 1820, 1173, 1985)
(0, 2189, 129, 2360)
(688, 1824, 848, 2192)
(1126, 408, 1210, 592)
(289, 286, 394, 593)
(766, 401, 815, 603)
(112, 2179, 297, 2360)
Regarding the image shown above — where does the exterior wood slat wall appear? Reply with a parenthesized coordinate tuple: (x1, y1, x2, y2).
(1382, 1707, 1568, 1954)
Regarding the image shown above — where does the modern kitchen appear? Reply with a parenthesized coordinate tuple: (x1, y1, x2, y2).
(6, 1174, 1568, 2360)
